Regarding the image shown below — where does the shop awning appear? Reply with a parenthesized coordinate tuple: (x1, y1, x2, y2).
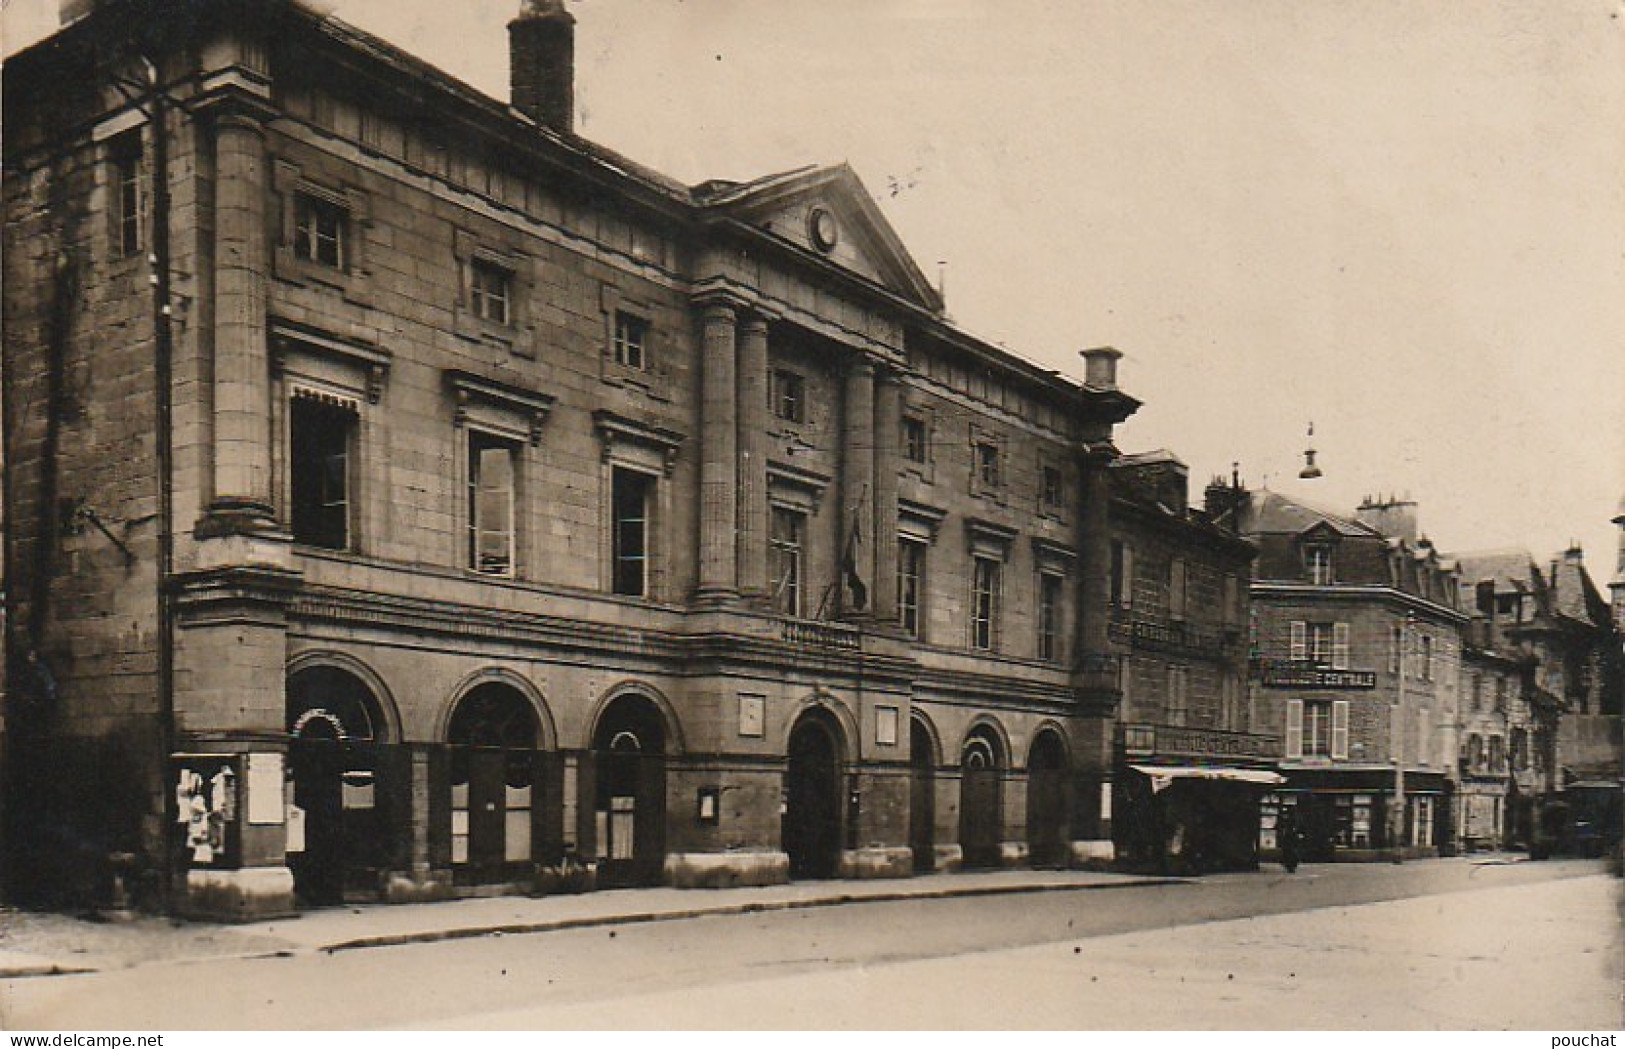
(1130, 764, 1285, 791)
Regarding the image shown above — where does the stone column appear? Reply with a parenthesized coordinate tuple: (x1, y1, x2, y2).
(840, 355, 876, 617)
(204, 109, 276, 533)
(871, 366, 902, 624)
(737, 313, 770, 604)
(696, 297, 740, 602)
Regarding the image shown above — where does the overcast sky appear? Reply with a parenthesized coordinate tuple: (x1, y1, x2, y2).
(7, 0, 1623, 584)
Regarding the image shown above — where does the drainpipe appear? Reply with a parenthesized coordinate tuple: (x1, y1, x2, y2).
(141, 54, 178, 909)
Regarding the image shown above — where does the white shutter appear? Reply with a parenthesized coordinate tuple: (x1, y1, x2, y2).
(1331, 700, 1350, 759)
(1286, 699, 1304, 759)
(1332, 622, 1351, 670)
(1290, 621, 1307, 662)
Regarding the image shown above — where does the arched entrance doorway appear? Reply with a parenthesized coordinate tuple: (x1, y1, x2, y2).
(785, 709, 845, 880)
(286, 665, 389, 906)
(591, 693, 667, 888)
(447, 682, 543, 886)
(1026, 730, 1070, 868)
(959, 726, 1004, 869)
(908, 716, 936, 872)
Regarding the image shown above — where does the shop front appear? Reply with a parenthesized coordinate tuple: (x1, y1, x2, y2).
(1116, 763, 1283, 874)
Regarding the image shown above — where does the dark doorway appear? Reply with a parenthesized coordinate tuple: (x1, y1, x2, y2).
(908, 717, 936, 872)
(447, 683, 542, 886)
(591, 695, 668, 888)
(959, 729, 1004, 869)
(286, 666, 388, 907)
(785, 711, 844, 880)
(1026, 730, 1069, 868)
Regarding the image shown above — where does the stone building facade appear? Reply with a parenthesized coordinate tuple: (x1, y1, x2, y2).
(1104, 457, 1272, 873)
(1453, 546, 1621, 853)
(1241, 493, 1466, 860)
(2, 0, 1140, 917)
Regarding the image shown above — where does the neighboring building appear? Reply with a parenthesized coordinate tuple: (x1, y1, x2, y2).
(1106, 458, 1271, 873)
(2, 0, 1149, 918)
(1454, 544, 1622, 853)
(1241, 493, 1466, 861)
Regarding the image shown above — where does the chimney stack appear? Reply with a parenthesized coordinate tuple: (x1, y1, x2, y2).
(510, 0, 575, 133)
(1355, 494, 1418, 543)
(1081, 347, 1122, 390)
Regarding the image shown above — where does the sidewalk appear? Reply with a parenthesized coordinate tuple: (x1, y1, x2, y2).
(0, 867, 1180, 979)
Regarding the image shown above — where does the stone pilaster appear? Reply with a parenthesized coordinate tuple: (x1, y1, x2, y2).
(840, 355, 876, 617)
(696, 297, 740, 602)
(871, 366, 902, 624)
(737, 313, 771, 603)
(1074, 444, 1117, 695)
(203, 109, 276, 534)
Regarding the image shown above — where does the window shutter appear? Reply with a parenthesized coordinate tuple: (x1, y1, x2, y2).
(1332, 622, 1351, 670)
(1290, 621, 1307, 662)
(1286, 699, 1304, 759)
(1331, 700, 1350, 759)
(1418, 708, 1430, 766)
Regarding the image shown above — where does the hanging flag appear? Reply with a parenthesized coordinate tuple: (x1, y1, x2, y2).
(841, 485, 868, 611)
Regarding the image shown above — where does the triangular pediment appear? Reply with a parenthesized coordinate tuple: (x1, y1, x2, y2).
(696, 164, 943, 313)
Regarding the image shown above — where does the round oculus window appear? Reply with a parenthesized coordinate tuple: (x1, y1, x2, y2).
(808, 207, 839, 253)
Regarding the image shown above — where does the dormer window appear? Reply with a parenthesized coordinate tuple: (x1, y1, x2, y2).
(1306, 544, 1334, 585)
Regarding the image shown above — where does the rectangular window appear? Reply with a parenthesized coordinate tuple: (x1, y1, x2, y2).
(1111, 540, 1134, 608)
(468, 433, 516, 576)
(902, 415, 928, 464)
(1169, 559, 1187, 620)
(1303, 700, 1332, 756)
(1420, 636, 1433, 681)
(611, 467, 653, 597)
(971, 556, 1001, 651)
(1167, 666, 1189, 725)
(289, 395, 355, 550)
(897, 538, 925, 638)
(1390, 625, 1403, 674)
(771, 369, 806, 423)
(1040, 465, 1063, 511)
(470, 258, 512, 326)
(1038, 572, 1063, 661)
(1296, 621, 1348, 668)
(974, 440, 1001, 489)
(770, 506, 805, 615)
(1287, 698, 1347, 759)
(1471, 674, 1483, 712)
(613, 311, 649, 370)
(1419, 707, 1431, 766)
(1222, 574, 1238, 625)
(293, 192, 346, 270)
(1307, 545, 1334, 585)
(111, 132, 143, 257)
(1494, 676, 1507, 712)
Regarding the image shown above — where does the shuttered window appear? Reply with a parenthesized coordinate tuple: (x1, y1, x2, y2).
(1285, 699, 1304, 759)
(1331, 700, 1350, 760)
(1332, 622, 1351, 670)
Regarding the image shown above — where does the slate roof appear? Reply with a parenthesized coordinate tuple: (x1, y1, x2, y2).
(1243, 489, 1382, 539)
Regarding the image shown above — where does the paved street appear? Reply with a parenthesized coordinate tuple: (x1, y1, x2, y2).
(1, 858, 1618, 1030)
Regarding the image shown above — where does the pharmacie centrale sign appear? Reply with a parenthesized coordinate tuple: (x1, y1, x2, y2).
(1261, 665, 1378, 689)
